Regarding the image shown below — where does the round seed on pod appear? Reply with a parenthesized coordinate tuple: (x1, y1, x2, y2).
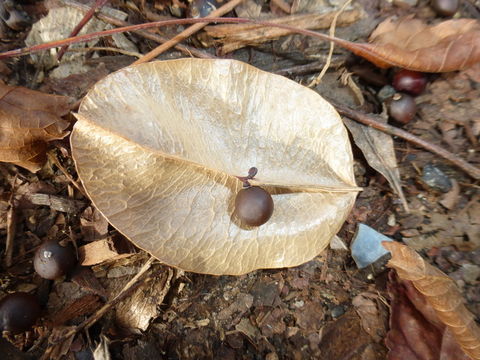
(34, 240, 77, 280)
(234, 186, 274, 227)
(0, 292, 41, 333)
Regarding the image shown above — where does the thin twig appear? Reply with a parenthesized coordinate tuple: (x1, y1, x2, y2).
(308, 0, 352, 87)
(66, 46, 143, 58)
(47, 151, 88, 198)
(273, 57, 345, 76)
(65, 0, 215, 59)
(133, 0, 245, 65)
(57, 0, 109, 61)
(331, 100, 480, 180)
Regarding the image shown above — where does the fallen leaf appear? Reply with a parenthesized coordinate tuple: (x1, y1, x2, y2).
(80, 206, 109, 242)
(70, 58, 358, 275)
(78, 239, 131, 266)
(352, 292, 387, 343)
(317, 309, 387, 359)
(21, 193, 86, 213)
(114, 267, 173, 331)
(343, 118, 408, 211)
(0, 83, 72, 172)
(352, 17, 480, 72)
(386, 271, 471, 360)
(440, 179, 460, 210)
(402, 197, 480, 251)
(25, 5, 137, 72)
(383, 242, 480, 359)
(203, 9, 362, 54)
(50, 294, 102, 326)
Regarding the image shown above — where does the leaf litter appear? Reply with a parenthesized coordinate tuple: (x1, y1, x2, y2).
(0, 83, 72, 172)
(384, 242, 480, 359)
(0, 0, 479, 359)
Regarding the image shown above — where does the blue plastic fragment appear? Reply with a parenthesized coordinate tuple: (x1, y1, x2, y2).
(350, 224, 393, 269)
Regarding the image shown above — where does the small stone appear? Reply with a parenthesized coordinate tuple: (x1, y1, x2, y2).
(393, 0, 418, 7)
(331, 305, 345, 318)
(266, 353, 279, 360)
(387, 214, 396, 226)
(461, 264, 480, 284)
(400, 229, 420, 237)
(293, 300, 305, 308)
(422, 164, 452, 192)
(378, 85, 396, 102)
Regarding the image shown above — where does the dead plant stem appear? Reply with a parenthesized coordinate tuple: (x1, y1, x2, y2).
(0, 18, 340, 60)
(65, 0, 215, 59)
(308, 0, 352, 87)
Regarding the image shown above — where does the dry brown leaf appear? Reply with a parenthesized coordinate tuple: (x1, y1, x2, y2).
(114, 267, 173, 331)
(70, 58, 358, 275)
(0, 83, 72, 172)
(356, 17, 480, 72)
(383, 242, 480, 359)
(352, 292, 387, 343)
(78, 239, 131, 266)
(343, 117, 408, 211)
(386, 271, 471, 360)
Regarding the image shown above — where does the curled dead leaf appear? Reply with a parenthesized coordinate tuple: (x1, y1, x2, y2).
(0, 83, 72, 172)
(383, 241, 480, 359)
(357, 17, 480, 72)
(71, 58, 358, 275)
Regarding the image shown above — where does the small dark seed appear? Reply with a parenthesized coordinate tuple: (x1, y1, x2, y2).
(34, 240, 77, 280)
(0, 292, 41, 333)
(392, 69, 427, 96)
(431, 0, 459, 16)
(234, 186, 274, 227)
(388, 93, 417, 124)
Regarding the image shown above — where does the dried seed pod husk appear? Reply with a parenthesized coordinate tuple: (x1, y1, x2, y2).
(71, 59, 358, 275)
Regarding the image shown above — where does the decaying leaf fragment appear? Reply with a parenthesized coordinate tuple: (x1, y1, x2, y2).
(70, 58, 358, 275)
(343, 118, 408, 211)
(386, 271, 471, 360)
(202, 9, 362, 54)
(25, 5, 137, 71)
(356, 17, 480, 72)
(0, 83, 72, 172)
(383, 242, 480, 359)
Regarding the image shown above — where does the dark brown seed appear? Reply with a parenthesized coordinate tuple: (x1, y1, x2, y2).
(0, 292, 41, 333)
(388, 93, 417, 124)
(431, 0, 459, 16)
(234, 186, 274, 227)
(393, 69, 427, 96)
(34, 240, 77, 280)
